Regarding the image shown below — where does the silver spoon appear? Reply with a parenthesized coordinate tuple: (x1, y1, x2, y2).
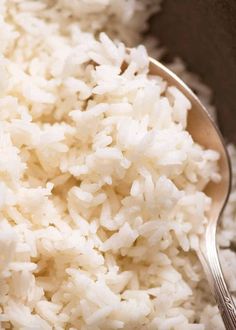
(149, 57, 236, 329)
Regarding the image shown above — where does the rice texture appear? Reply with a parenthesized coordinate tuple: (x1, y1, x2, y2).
(0, 1, 235, 329)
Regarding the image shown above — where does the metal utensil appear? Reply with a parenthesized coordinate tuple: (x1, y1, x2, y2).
(149, 57, 236, 329)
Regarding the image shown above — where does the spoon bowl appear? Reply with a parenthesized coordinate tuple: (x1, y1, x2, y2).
(149, 57, 236, 329)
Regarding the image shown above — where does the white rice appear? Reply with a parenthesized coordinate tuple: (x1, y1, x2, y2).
(0, 1, 235, 329)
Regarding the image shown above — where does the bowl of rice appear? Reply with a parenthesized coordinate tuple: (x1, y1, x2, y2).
(0, 1, 235, 329)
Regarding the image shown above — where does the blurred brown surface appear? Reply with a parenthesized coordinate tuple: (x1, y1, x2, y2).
(149, 0, 236, 143)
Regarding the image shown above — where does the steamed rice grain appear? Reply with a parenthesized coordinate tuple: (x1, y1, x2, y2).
(0, 1, 236, 330)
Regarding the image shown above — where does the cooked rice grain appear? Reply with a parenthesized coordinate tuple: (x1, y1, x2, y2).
(0, 1, 236, 330)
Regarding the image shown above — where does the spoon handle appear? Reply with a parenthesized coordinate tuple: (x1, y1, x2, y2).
(198, 226, 236, 330)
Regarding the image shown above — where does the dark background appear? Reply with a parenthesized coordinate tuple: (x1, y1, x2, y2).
(150, 0, 236, 143)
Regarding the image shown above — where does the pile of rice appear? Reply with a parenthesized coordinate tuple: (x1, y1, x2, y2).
(0, 1, 235, 329)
